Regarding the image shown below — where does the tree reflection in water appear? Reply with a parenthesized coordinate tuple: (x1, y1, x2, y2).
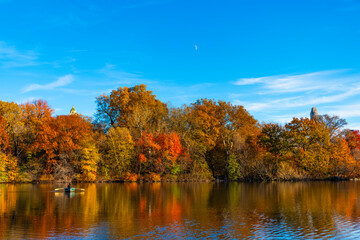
(0, 182, 360, 239)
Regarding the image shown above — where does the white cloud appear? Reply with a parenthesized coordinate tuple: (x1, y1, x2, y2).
(0, 41, 38, 68)
(231, 70, 360, 111)
(233, 87, 360, 112)
(327, 104, 360, 118)
(344, 123, 360, 131)
(22, 75, 74, 93)
(99, 64, 148, 84)
(233, 70, 351, 94)
(232, 100, 271, 111)
(234, 76, 266, 85)
(231, 69, 360, 129)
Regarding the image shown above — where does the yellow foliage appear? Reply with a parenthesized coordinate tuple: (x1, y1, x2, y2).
(105, 127, 134, 178)
(79, 144, 100, 181)
(149, 172, 161, 182)
(39, 174, 54, 181)
(0, 152, 20, 182)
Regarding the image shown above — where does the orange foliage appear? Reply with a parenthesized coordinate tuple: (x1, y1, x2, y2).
(155, 132, 183, 163)
(21, 100, 53, 125)
(329, 137, 357, 177)
(0, 116, 9, 153)
(96, 84, 168, 136)
(1, 85, 359, 182)
(32, 115, 93, 173)
(123, 172, 139, 182)
(136, 132, 187, 175)
(138, 153, 147, 163)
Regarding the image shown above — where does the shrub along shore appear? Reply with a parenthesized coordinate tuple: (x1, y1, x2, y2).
(1, 84, 360, 183)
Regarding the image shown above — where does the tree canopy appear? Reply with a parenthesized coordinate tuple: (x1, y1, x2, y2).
(0, 85, 359, 182)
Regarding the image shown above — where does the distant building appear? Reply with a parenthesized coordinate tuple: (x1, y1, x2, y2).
(69, 106, 77, 116)
(310, 107, 318, 120)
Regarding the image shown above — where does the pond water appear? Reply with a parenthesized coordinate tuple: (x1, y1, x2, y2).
(1, 182, 360, 239)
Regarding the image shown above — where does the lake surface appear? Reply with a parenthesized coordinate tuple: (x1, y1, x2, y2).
(1, 182, 360, 239)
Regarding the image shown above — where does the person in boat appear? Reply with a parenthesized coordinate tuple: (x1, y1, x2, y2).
(67, 182, 71, 190)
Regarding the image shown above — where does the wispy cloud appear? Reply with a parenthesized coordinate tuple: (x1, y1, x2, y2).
(327, 103, 360, 118)
(0, 41, 38, 68)
(233, 87, 360, 112)
(22, 75, 74, 93)
(98, 64, 151, 85)
(233, 70, 350, 94)
(231, 70, 360, 127)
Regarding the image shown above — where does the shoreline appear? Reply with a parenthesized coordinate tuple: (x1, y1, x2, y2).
(2, 177, 360, 184)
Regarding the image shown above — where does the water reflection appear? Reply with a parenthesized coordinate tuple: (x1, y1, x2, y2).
(1, 182, 360, 239)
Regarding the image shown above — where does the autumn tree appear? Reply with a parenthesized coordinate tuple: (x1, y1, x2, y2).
(20, 100, 54, 174)
(259, 123, 287, 157)
(135, 132, 161, 175)
(135, 131, 189, 180)
(21, 100, 53, 125)
(95, 84, 168, 136)
(284, 117, 332, 177)
(344, 130, 360, 169)
(155, 132, 184, 175)
(180, 99, 258, 179)
(32, 114, 94, 179)
(0, 151, 20, 182)
(257, 123, 291, 179)
(345, 130, 360, 150)
(103, 127, 134, 179)
(0, 101, 24, 157)
(318, 114, 347, 139)
(78, 142, 100, 181)
(329, 137, 357, 177)
(0, 116, 9, 153)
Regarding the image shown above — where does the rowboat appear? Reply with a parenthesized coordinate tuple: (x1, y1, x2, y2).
(65, 187, 76, 192)
(54, 188, 84, 192)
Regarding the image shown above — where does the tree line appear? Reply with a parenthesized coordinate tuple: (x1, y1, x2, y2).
(1, 84, 360, 182)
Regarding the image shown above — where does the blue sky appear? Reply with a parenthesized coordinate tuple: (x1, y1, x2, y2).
(1, 0, 360, 129)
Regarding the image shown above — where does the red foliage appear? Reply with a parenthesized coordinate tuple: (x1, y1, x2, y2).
(346, 130, 360, 150)
(155, 132, 183, 163)
(0, 116, 9, 152)
(136, 132, 186, 174)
